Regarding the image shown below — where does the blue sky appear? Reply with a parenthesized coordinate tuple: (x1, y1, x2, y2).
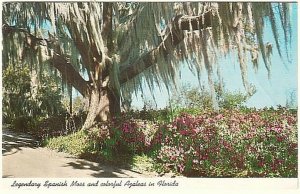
(132, 3, 298, 109)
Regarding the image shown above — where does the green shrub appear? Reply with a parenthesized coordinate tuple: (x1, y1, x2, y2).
(219, 91, 248, 109)
(34, 113, 85, 140)
(45, 130, 93, 156)
(11, 115, 35, 132)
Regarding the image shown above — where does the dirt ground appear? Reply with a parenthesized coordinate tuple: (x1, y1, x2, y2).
(2, 127, 159, 178)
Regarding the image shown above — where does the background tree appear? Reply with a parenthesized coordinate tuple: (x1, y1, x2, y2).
(2, 2, 291, 130)
(3, 63, 65, 129)
(170, 83, 254, 110)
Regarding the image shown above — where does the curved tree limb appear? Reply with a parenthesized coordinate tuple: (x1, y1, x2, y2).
(119, 11, 213, 84)
(2, 23, 90, 96)
(52, 53, 90, 96)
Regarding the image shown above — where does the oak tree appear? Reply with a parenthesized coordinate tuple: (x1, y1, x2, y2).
(2, 2, 291, 129)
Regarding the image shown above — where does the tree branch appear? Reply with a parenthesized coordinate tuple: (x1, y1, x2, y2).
(101, 2, 113, 53)
(3, 23, 90, 96)
(119, 11, 213, 84)
(51, 54, 90, 96)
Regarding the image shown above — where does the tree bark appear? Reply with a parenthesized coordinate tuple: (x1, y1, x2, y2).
(100, 2, 121, 120)
(82, 88, 102, 130)
(82, 83, 120, 130)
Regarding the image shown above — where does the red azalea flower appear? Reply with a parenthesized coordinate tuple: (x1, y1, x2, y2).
(192, 128, 201, 134)
(179, 130, 189, 136)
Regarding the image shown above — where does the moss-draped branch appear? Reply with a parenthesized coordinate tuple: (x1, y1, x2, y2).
(119, 11, 213, 84)
(3, 23, 90, 96)
(3, 11, 213, 95)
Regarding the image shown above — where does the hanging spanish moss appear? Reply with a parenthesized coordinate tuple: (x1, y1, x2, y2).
(2, 2, 291, 111)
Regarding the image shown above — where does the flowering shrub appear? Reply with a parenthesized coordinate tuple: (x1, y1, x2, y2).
(45, 106, 297, 177)
(153, 107, 297, 177)
(112, 119, 149, 153)
(90, 115, 159, 156)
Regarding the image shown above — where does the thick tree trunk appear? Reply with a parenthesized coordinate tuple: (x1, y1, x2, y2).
(82, 84, 120, 130)
(81, 2, 119, 130)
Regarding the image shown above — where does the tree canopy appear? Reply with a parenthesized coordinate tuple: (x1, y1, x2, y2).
(2, 2, 292, 128)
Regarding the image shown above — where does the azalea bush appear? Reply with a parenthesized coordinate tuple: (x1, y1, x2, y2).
(152, 107, 297, 177)
(45, 106, 297, 177)
(88, 114, 159, 158)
